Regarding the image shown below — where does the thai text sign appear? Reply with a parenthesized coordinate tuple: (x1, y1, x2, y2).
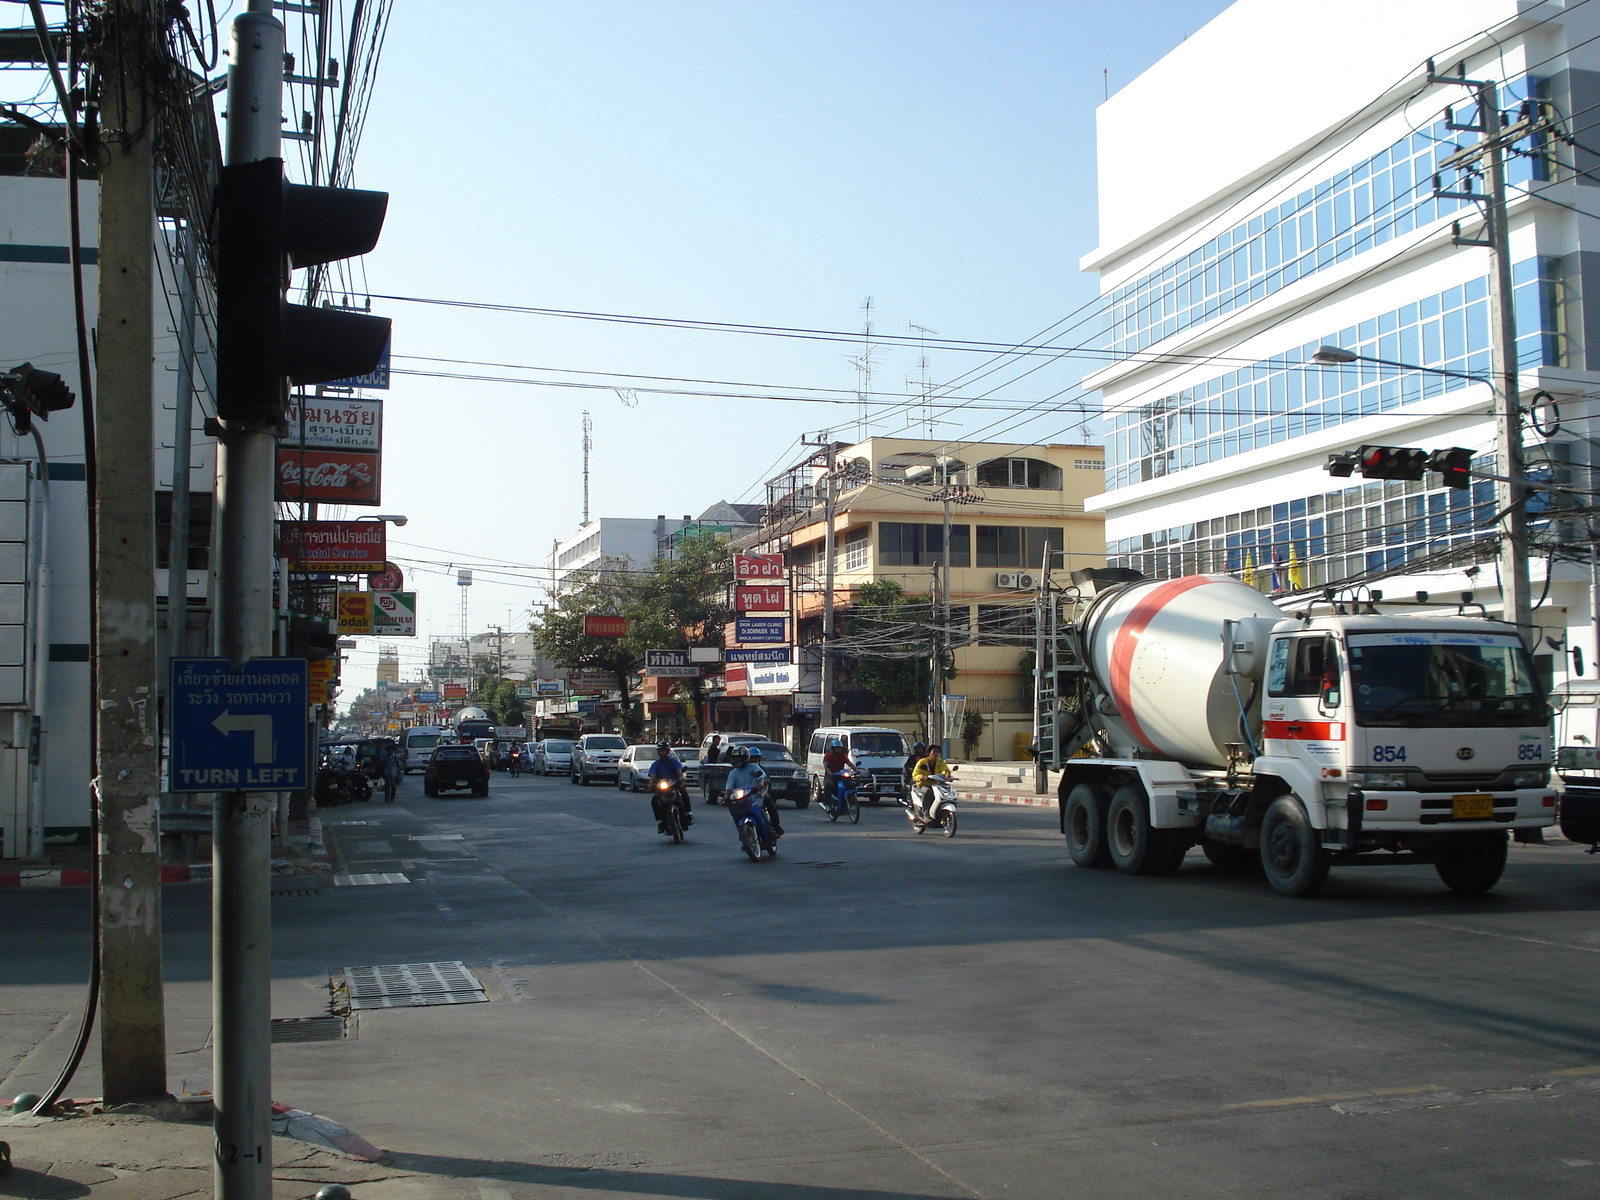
(442, 683, 469, 699)
(276, 448, 380, 505)
(169, 657, 309, 791)
(645, 650, 697, 677)
(279, 520, 386, 572)
(584, 614, 628, 637)
(735, 616, 786, 643)
(727, 647, 791, 664)
(734, 553, 784, 579)
(336, 591, 373, 635)
(372, 590, 417, 636)
(284, 396, 383, 449)
(735, 584, 786, 612)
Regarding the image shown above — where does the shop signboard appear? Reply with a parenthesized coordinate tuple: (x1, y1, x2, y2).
(583, 615, 628, 637)
(748, 663, 797, 694)
(793, 692, 822, 713)
(284, 395, 384, 447)
(536, 680, 562, 693)
(727, 647, 790, 664)
(371, 590, 416, 636)
(735, 616, 786, 643)
(733, 553, 784, 579)
(735, 584, 786, 612)
(645, 649, 697, 678)
(567, 671, 614, 692)
(416, 690, 439, 703)
(275, 448, 380, 504)
(442, 683, 469, 699)
(368, 561, 404, 592)
(278, 520, 386, 572)
(514, 684, 533, 699)
(335, 591, 373, 635)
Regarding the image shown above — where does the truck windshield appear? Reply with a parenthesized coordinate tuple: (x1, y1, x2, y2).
(849, 732, 907, 756)
(1347, 635, 1546, 728)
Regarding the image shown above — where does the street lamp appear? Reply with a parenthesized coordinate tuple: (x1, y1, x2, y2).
(1310, 344, 1532, 638)
(356, 513, 408, 526)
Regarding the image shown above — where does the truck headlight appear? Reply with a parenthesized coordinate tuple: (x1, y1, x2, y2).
(1348, 769, 1409, 789)
(1511, 768, 1550, 788)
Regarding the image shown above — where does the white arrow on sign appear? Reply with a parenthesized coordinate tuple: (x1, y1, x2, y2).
(212, 711, 275, 764)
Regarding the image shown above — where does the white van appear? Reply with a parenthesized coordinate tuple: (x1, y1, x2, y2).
(401, 726, 447, 775)
(806, 726, 910, 803)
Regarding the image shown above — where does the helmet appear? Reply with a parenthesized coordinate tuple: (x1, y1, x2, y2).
(829, 738, 843, 749)
(747, 747, 763, 761)
(656, 741, 671, 753)
(730, 746, 749, 765)
(911, 742, 927, 758)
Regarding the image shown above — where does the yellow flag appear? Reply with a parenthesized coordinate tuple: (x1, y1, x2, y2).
(1287, 544, 1306, 591)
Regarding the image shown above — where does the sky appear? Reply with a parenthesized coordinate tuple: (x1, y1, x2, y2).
(332, 0, 1234, 698)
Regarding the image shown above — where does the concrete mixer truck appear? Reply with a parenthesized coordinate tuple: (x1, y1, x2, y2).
(1053, 573, 1555, 897)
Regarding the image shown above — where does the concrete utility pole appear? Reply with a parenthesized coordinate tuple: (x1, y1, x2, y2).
(94, 0, 168, 1105)
(1432, 61, 1555, 639)
(164, 223, 200, 665)
(214, 6, 284, 1199)
(818, 447, 837, 725)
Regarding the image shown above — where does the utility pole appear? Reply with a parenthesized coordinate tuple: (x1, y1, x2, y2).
(804, 437, 838, 725)
(164, 222, 200, 666)
(215, 6, 283, 1199)
(1432, 60, 1556, 639)
(94, 0, 168, 1105)
(930, 563, 944, 754)
(1032, 546, 1052, 795)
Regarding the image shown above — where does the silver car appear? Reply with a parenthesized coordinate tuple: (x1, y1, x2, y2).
(571, 734, 627, 785)
(533, 738, 573, 776)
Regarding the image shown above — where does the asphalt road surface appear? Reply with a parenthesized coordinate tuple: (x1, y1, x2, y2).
(16, 767, 1600, 1199)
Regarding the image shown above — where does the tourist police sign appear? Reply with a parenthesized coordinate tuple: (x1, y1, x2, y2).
(169, 658, 310, 792)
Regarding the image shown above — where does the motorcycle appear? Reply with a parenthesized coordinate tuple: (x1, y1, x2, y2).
(508, 750, 524, 778)
(653, 778, 690, 844)
(823, 765, 861, 824)
(726, 787, 776, 861)
(905, 769, 958, 837)
(315, 761, 371, 806)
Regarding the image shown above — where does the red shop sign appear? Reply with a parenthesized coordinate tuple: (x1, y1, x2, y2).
(733, 553, 784, 579)
(735, 585, 786, 612)
(275, 448, 380, 504)
(583, 614, 629, 637)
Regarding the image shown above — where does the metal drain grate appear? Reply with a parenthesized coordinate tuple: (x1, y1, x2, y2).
(343, 961, 488, 1010)
(272, 888, 323, 899)
(406, 833, 464, 842)
(270, 1015, 347, 1043)
(333, 872, 410, 886)
(325, 820, 373, 826)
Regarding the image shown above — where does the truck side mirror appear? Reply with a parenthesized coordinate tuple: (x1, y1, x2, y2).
(1319, 637, 1341, 709)
(1575, 646, 1586, 677)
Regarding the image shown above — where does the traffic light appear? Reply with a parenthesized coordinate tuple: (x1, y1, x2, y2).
(1324, 450, 1358, 478)
(0, 362, 75, 434)
(1356, 445, 1428, 481)
(215, 157, 391, 424)
(1427, 446, 1474, 489)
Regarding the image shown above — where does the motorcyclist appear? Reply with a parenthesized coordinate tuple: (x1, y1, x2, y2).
(822, 737, 853, 814)
(723, 746, 778, 842)
(646, 741, 693, 831)
(508, 742, 524, 776)
(909, 744, 951, 817)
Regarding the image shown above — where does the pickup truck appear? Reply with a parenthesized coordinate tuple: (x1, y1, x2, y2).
(425, 744, 490, 798)
(700, 735, 810, 808)
(695, 732, 765, 803)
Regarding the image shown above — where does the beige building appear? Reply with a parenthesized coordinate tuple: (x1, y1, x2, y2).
(723, 437, 1105, 755)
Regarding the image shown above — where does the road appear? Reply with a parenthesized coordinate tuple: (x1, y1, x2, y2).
(9, 767, 1600, 1199)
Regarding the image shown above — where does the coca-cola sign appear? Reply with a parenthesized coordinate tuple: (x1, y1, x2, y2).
(275, 448, 381, 504)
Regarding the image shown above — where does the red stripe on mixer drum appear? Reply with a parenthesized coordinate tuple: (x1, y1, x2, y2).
(1107, 575, 1211, 752)
(1263, 719, 1346, 741)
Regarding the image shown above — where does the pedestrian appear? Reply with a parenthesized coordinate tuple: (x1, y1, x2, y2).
(704, 733, 723, 764)
(380, 741, 401, 801)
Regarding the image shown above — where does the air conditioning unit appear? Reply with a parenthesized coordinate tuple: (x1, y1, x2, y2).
(996, 572, 1039, 590)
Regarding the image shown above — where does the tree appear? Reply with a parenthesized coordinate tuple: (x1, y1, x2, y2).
(843, 579, 949, 737)
(628, 533, 733, 739)
(528, 559, 644, 729)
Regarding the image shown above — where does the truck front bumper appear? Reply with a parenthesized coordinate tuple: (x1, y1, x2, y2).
(1345, 787, 1557, 833)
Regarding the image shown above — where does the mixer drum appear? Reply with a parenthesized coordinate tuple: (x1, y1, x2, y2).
(1084, 574, 1282, 768)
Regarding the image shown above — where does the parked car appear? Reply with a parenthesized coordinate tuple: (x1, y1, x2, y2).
(533, 738, 573, 776)
(671, 745, 701, 787)
(805, 726, 910, 804)
(424, 744, 490, 798)
(745, 741, 809, 807)
(571, 733, 627, 785)
(696, 732, 769, 802)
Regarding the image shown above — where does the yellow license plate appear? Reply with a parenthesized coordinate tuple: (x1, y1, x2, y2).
(1451, 794, 1494, 820)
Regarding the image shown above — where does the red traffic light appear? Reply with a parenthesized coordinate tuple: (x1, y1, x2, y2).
(1, 362, 76, 434)
(1355, 445, 1428, 481)
(1426, 447, 1474, 489)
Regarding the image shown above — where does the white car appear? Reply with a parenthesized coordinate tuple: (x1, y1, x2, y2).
(616, 743, 660, 792)
(533, 738, 573, 776)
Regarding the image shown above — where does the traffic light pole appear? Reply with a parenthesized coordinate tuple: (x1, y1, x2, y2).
(214, 7, 284, 1200)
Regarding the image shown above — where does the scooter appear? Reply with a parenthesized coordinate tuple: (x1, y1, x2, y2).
(824, 765, 861, 824)
(726, 787, 777, 861)
(653, 778, 690, 844)
(905, 768, 958, 837)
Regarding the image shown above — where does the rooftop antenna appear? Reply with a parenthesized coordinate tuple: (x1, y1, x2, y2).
(581, 409, 593, 524)
(908, 321, 937, 437)
(850, 297, 875, 442)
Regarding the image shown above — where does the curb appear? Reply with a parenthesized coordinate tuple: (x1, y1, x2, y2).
(270, 1101, 383, 1162)
(957, 789, 1057, 810)
(0, 863, 212, 888)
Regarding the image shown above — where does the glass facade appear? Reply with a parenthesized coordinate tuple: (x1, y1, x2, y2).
(1104, 260, 1562, 492)
(1105, 82, 1546, 358)
(1106, 464, 1498, 592)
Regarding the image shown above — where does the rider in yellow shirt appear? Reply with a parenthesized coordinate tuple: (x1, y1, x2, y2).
(910, 746, 950, 812)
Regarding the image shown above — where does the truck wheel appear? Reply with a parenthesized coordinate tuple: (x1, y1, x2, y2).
(1063, 783, 1111, 868)
(1201, 838, 1257, 873)
(1259, 796, 1330, 897)
(1106, 784, 1181, 875)
(1434, 834, 1508, 895)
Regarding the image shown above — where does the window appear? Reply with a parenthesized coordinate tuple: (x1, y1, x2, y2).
(1024, 527, 1064, 571)
(1074, 459, 1103, 470)
(840, 526, 870, 571)
(976, 525, 1022, 567)
(975, 457, 1062, 489)
(976, 604, 1032, 645)
(879, 522, 970, 566)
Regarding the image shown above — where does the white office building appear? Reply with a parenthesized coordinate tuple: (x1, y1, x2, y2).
(1084, 0, 1600, 739)
(546, 515, 687, 593)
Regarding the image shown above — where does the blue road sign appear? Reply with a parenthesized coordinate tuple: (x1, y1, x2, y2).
(169, 658, 310, 792)
(726, 646, 791, 664)
(735, 617, 786, 644)
(416, 690, 439, 703)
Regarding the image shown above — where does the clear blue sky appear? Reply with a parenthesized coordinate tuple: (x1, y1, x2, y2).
(341, 0, 1231, 694)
